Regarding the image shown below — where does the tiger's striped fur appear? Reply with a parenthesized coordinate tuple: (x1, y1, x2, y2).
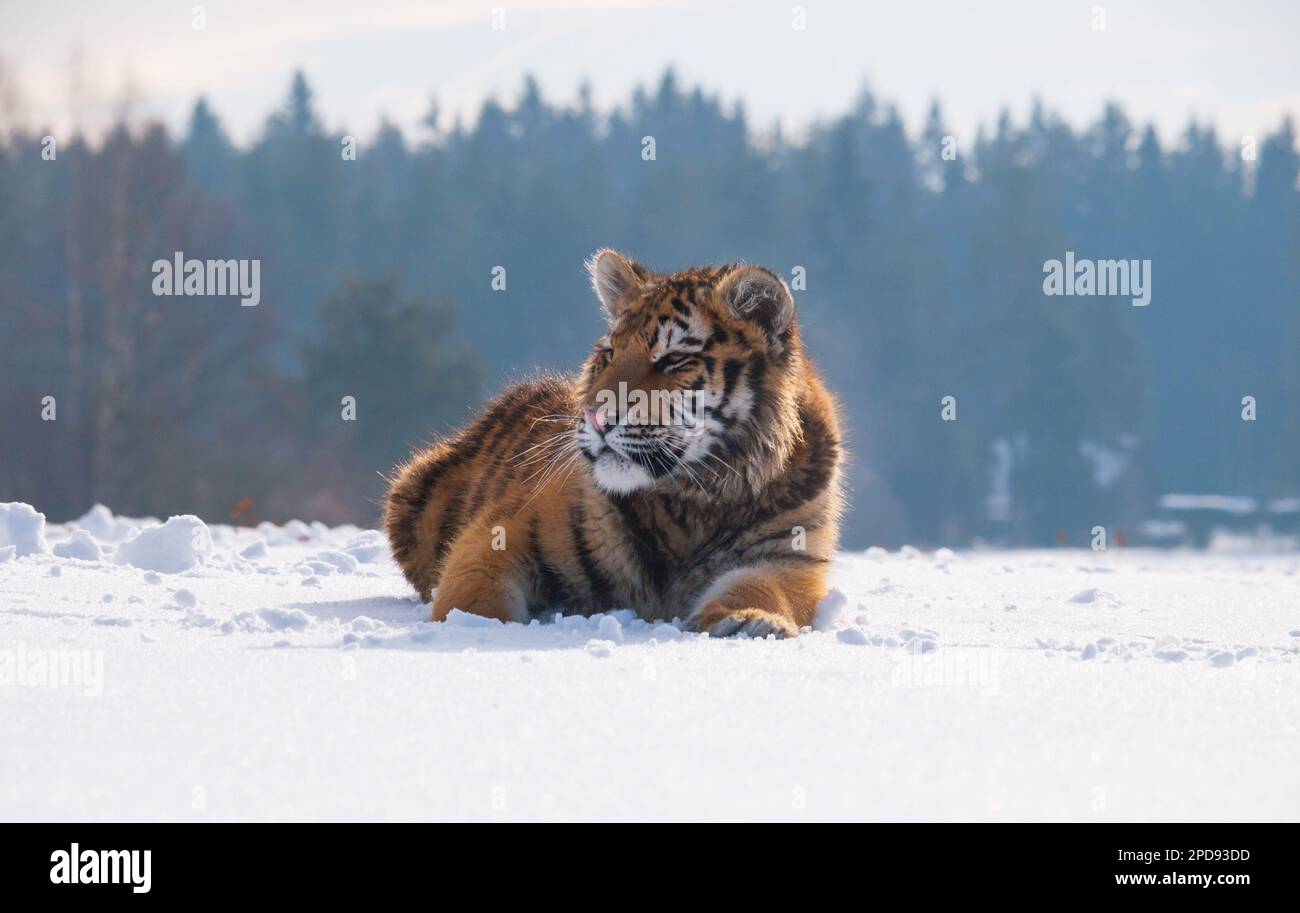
(384, 251, 844, 638)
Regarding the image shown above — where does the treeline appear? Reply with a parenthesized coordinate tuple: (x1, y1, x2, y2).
(1, 70, 1297, 546)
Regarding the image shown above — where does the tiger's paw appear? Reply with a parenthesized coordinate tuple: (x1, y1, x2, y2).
(431, 575, 527, 624)
(696, 607, 799, 640)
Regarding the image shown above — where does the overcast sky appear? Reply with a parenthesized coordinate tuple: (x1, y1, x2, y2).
(1, 0, 1297, 146)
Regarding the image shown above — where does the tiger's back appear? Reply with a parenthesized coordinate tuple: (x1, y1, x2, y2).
(384, 376, 578, 603)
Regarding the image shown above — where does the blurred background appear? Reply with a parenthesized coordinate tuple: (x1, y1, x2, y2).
(0, 0, 1297, 547)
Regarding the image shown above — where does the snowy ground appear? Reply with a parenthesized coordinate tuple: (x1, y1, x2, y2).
(2, 501, 1298, 822)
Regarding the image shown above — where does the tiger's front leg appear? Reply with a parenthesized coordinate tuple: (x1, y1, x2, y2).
(430, 518, 531, 624)
(689, 563, 827, 639)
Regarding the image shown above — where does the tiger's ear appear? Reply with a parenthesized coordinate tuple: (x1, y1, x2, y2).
(586, 249, 647, 319)
(717, 265, 795, 343)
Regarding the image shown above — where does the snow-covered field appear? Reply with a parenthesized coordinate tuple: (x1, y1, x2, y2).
(2, 501, 1298, 822)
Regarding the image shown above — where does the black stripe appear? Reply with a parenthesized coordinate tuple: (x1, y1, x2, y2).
(755, 404, 838, 523)
(569, 502, 615, 608)
(743, 524, 821, 549)
(529, 515, 574, 609)
(411, 396, 506, 511)
(391, 452, 464, 562)
(721, 359, 744, 398)
(610, 494, 670, 591)
(745, 355, 767, 397)
(432, 490, 466, 566)
(491, 457, 522, 501)
(756, 551, 831, 566)
(423, 385, 545, 566)
(387, 516, 418, 563)
(465, 424, 527, 518)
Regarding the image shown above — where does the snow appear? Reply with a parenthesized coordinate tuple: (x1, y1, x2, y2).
(113, 515, 213, 573)
(2, 500, 1299, 822)
(1158, 493, 1257, 514)
(0, 502, 49, 557)
(836, 627, 870, 646)
(52, 530, 102, 562)
(73, 503, 142, 543)
(257, 606, 312, 631)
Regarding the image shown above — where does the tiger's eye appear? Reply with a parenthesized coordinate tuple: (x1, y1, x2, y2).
(654, 353, 694, 373)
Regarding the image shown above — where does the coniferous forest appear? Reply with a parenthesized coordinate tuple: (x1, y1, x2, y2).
(2, 70, 1297, 547)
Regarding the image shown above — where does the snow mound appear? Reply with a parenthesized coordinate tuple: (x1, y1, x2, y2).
(443, 608, 503, 628)
(813, 587, 848, 630)
(597, 614, 625, 643)
(313, 550, 359, 574)
(258, 519, 316, 546)
(837, 627, 870, 645)
(1068, 587, 1120, 606)
(113, 515, 213, 573)
(258, 606, 312, 631)
(52, 530, 103, 561)
(343, 530, 390, 564)
(0, 502, 49, 557)
(73, 503, 143, 543)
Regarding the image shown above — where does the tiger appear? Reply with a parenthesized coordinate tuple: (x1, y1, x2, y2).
(383, 250, 844, 638)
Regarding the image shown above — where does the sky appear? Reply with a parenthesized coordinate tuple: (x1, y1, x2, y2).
(1, 0, 1298, 147)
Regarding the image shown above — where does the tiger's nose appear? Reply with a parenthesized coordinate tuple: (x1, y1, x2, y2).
(584, 407, 609, 435)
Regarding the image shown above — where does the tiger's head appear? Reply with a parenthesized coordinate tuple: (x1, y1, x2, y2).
(575, 250, 805, 497)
